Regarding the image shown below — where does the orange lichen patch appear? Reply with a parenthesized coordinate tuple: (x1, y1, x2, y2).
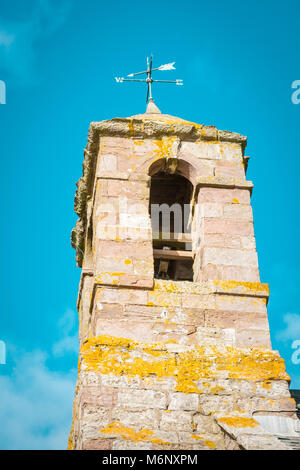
(124, 259, 132, 265)
(216, 346, 289, 382)
(218, 416, 258, 428)
(152, 136, 178, 161)
(232, 198, 240, 204)
(95, 273, 126, 285)
(261, 380, 272, 390)
(154, 279, 210, 295)
(202, 381, 211, 388)
(132, 139, 145, 146)
(148, 290, 181, 308)
(100, 421, 170, 445)
(210, 385, 225, 394)
(80, 335, 289, 394)
(128, 120, 135, 135)
(213, 280, 269, 296)
(190, 436, 216, 448)
(164, 339, 178, 343)
(204, 440, 216, 448)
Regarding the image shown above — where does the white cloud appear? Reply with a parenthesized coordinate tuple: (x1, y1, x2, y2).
(52, 308, 79, 357)
(0, 0, 70, 82)
(0, 349, 76, 449)
(52, 334, 78, 357)
(0, 308, 78, 449)
(276, 313, 300, 343)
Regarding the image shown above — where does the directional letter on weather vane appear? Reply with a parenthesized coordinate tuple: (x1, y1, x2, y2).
(115, 55, 183, 111)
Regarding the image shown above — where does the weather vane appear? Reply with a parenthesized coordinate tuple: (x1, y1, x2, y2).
(115, 55, 183, 113)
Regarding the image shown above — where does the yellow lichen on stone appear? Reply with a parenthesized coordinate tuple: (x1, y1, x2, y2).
(95, 272, 126, 285)
(218, 416, 258, 428)
(210, 385, 225, 394)
(190, 435, 216, 448)
(261, 380, 272, 390)
(213, 279, 269, 295)
(100, 421, 170, 445)
(128, 119, 135, 135)
(67, 434, 75, 450)
(154, 279, 211, 295)
(153, 136, 178, 161)
(80, 335, 289, 394)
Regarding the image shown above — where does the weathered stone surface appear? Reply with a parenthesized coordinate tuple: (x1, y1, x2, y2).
(68, 111, 295, 451)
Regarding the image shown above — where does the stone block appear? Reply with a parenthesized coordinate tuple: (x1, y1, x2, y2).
(223, 204, 253, 220)
(198, 187, 250, 204)
(201, 218, 254, 236)
(198, 394, 237, 415)
(82, 438, 113, 450)
(160, 410, 193, 431)
(193, 413, 220, 434)
(202, 247, 259, 268)
(196, 326, 235, 347)
(179, 141, 222, 160)
(111, 408, 160, 429)
(199, 202, 223, 218)
(80, 386, 117, 407)
(215, 295, 267, 313)
(118, 389, 167, 409)
(214, 161, 245, 179)
(112, 439, 152, 450)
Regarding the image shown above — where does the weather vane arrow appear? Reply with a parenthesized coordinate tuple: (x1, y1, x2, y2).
(115, 55, 183, 113)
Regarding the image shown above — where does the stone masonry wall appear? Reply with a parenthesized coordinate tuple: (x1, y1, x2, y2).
(69, 114, 296, 450)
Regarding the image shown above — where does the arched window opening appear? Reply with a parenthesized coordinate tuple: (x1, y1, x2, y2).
(149, 171, 194, 281)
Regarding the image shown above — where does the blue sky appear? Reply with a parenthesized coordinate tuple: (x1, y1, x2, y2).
(0, 0, 299, 450)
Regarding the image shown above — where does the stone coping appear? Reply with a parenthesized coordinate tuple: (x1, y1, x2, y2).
(77, 276, 270, 311)
(90, 115, 247, 144)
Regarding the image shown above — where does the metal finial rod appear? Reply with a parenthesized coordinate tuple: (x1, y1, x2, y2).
(115, 55, 183, 107)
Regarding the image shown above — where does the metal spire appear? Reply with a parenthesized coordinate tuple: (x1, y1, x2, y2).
(115, 55, 183, 113)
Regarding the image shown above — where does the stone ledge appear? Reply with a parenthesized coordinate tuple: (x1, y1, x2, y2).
(78, 277, 270, 312)
(97, 172, 150, 182)
(212, 280, 269, 299)
(153, 279, 269, 299)
(88, 277, 269, 297)
(197, 176, 253, 191)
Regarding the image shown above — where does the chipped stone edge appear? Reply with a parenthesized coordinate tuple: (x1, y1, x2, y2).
(215, 415, 291, 450)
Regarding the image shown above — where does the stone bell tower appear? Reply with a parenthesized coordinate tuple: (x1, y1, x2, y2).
(68, 106, 297, 450)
